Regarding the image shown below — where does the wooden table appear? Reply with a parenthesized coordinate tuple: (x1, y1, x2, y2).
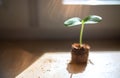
(16, 51, 120, 78)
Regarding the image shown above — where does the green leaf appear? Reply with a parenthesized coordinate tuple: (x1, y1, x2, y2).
(83, 15, 102, 24)
(64, 17, 82, 27)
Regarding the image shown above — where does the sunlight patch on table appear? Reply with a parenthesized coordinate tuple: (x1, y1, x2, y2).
(16, 51, 120, 78)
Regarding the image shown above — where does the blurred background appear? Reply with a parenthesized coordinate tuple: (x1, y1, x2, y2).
(0, 0, 120, 41)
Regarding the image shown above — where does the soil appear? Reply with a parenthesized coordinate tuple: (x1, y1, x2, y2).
(70, 43, 90, 64)
(67, 43, 90, 75)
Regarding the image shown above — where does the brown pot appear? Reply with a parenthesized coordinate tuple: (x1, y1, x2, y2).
(70, 43, 90, 64)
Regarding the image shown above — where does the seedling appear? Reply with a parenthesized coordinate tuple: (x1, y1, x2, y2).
(64, 15, 102, 78)
(64, 15, 102, 45)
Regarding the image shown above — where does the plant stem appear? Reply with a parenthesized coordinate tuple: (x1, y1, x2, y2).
(80, 20, 85, 45)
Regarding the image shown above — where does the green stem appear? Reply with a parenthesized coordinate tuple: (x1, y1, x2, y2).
(80, 20, 85, 45)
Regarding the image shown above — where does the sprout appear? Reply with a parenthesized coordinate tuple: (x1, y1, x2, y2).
(64, 15, 102, 45)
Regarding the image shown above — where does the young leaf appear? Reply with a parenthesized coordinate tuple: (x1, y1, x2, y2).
(83, 15, 102, 24)
(64, 15, 102, 45)
(64, 17, 82, 27)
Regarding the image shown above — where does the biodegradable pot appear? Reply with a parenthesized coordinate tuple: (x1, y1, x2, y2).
(70, 43, 90, 64)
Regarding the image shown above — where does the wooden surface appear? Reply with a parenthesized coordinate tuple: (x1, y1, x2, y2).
(0, 40, 120, 78)
(16, 52, 120, 78)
